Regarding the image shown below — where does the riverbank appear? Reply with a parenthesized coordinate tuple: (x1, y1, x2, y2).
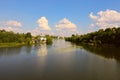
(65, 27, 120, 47)
(0, 43, 26, 48)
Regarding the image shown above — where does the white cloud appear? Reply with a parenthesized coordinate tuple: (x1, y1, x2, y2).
(5, 20, 22, 27)
(37, 17, 51, 30)
(29, 27, 53, 36)
(89, 12, 98, 20)
(0, 20, 22, 33)
(29, 17, 52, 35)
(89, 9, 120, 29)
(31, 18, 78, 36)
(56, 18, 78, 36)
(56, 18, 77, 30)
(28, 27, 40, 35)
(89, 24, 95, 29)
(0, 26, 22, 33)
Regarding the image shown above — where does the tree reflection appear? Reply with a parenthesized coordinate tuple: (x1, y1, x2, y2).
(82, 45, 120, 61)
(0, 47, 22, 57)
(25, 45, 33, 54)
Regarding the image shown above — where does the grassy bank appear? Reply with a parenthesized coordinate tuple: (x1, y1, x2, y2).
(0, 42, 26, 48)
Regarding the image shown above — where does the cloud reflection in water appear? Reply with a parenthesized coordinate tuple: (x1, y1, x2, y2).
(37, 44, 48, 57)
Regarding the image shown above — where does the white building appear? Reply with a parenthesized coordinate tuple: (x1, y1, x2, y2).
(40, 36, 47, 43)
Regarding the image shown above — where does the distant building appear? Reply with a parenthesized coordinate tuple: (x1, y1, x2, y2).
(32, 35, 47, 44)
(40, 36, 47, 43)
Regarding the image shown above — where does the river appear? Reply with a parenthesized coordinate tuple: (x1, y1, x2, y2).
(0, 39, 120, 80)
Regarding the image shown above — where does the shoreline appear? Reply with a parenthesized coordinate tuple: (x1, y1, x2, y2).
(0, 43, 27, 48)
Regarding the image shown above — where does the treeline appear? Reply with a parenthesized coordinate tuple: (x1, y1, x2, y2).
(45, 35, 53, 45)
(34, 34, 53, 45)
(65, 27, 120, 47)
(0, 30, 32, 44)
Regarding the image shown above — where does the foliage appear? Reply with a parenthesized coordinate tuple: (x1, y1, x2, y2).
(45, 35, 53, 45)
(0, 30, 33, 45)
(65, 27, 120, 47)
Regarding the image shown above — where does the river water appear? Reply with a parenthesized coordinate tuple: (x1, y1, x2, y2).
(0, 39, 120, 80)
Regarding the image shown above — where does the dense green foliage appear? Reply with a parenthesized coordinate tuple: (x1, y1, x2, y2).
(33, 35, 53, 45)
(0, 30, 54, 47)
(45, 35, 53, 45)
(0, 30, 32, 45)
(65, 27, 120, 47)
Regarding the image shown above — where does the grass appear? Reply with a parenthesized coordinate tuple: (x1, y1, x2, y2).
(0, 42, 26, 48)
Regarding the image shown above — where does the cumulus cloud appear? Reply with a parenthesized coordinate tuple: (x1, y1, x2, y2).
(5, 20, 22, 27)
(89, 24, 95, 29)
(29, 17, 52, 35)
(89, 9, 120, 29)
(0, 26, 22, 33)
(0, 20, 22, 33)
(31, 18, 78, 36)
(55, 18, 78, 36)
(30, 27, 53, 36)
(89, 12, 98, 20)
(37, 17, 51, 30)
(56, 18, 77, 30)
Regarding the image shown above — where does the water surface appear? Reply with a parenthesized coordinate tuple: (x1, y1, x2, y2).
(0, 40, 120, 80)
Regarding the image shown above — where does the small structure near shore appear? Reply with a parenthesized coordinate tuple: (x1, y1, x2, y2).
(40, 36, 47, 43)
(33, 35, 47, 44)
(32, 34, 53, 45)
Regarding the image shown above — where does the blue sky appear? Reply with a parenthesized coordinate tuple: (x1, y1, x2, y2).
(0, 0, 120, 36)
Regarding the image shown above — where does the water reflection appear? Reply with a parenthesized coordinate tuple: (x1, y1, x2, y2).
(50, 40, 78, 54)
(25, 46, 32, 54)
(0, 40, 120, 80)
(0, 47, 22, 57)
(82, 45, 120, 61)
(37, 44, 48, 56)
